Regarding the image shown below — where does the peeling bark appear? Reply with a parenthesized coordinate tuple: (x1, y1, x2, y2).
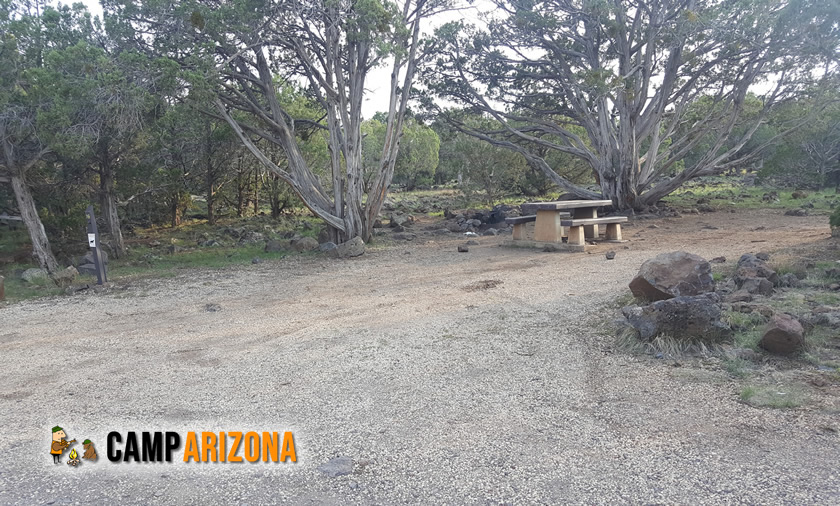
(99, 161, 125, 258)
(10, 172, 59, 274)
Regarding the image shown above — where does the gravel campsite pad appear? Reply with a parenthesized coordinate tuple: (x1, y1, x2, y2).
(1, 210, 839, 503)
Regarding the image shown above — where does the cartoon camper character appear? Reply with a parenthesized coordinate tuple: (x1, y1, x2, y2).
(50, 426, 76, 464)
(82, 439, 97, 461)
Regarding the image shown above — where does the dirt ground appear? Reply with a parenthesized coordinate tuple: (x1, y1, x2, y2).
(1, 209, 839, 504)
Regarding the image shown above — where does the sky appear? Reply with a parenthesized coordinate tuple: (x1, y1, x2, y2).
(77, 0, 492, 118)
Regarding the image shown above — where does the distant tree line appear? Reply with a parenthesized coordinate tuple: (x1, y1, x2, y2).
(1, 0, 838, 283)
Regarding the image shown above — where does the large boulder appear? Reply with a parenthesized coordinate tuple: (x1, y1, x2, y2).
(760, 314, 804, 355)
(319, 241, 337, 253)
(77, 263, 98, 277)
(327, 237, 365, 258)
(629, 251, 714, 301)
(52, 266, 78, 288)
(389, 213, 413, 228)
(621, 293, 732, 341)
(76, 250, 108, 266)
(735, 254, 778, 285)
(734, 253, 778, 295)
(290, 236, 319, 252)
(739, 277, 774, 296)
(21, 268, 49, 283)
(486, 204, 517, 224)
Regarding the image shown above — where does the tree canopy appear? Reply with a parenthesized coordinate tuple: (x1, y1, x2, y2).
(424, 0, 840, 209)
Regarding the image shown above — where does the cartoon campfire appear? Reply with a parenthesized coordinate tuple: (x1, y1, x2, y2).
(67, 448, 81, 467)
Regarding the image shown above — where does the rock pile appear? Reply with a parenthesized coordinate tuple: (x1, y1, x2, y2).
(622, 251, 727, 342)
(620, 249, 816, 356)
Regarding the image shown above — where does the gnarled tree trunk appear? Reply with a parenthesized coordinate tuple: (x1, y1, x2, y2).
(99, 161, 125, 258)
(10, 172, 59, 275)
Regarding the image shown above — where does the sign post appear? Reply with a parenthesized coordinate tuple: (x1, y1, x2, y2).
(85, 205, 107, 285)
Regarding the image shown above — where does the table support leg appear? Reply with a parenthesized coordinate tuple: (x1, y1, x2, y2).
(567, 226, 585, 246)
(534, 209, 564, 242)
(605, 223, 622, 241)
(574, 207, 599, 238)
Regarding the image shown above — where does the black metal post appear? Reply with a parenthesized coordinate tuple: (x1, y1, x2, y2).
(85, 205, 107, 285)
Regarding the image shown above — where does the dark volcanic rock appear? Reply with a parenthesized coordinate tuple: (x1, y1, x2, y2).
(734, 254, 778, 292)
(760, 314, 804, 355)
(629, 251, 714, 301)
(621, 293, 731, 341)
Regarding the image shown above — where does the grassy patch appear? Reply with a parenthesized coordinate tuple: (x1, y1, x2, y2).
(769, 259, 808, 278)
(615, 326, 648, 354)
(608, 292, 637, 310)
(723, 357, 753, 378)
(766, 292, 807, 312)
(726, 310, 766, 330)
(615, 327, 721, 357)
(110, 244, 289, 279)
(739, 384, 806, 409)
(1, 275, 64, 303)
(661, 177, 837, 213)
(724, 308, 764, 349)
(809, 292, 840, 306)
(0, 225, 31, 252)
(805, 326, 836, 349)
(735, 329, 763, 351)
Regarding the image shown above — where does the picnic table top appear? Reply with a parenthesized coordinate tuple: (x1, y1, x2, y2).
(522, 199, 613, 211)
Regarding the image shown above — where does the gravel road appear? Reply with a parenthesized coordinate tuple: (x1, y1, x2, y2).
(1, 210, 839, 504)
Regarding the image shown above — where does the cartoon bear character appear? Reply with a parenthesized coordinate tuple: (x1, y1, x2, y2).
(82, 439, 97, 461)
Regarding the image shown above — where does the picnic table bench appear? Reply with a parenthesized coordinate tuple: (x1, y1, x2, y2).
(505, 199, 626, 251)
(561, 216, 627, 246)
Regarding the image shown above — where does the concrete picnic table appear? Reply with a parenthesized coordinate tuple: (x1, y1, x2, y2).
(507, 199, 627, 251)
(524, 199, 613, 242)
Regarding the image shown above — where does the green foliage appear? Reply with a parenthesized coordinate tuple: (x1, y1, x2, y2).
(424, 0, 840, 209)
(431, 113, 562, 204)
(454, 133, 529, 205)
(662, 177, 838, 213)
(362, 118, 440, 190)
(830, 206, 840, 228)
(759, 92, 840, 188)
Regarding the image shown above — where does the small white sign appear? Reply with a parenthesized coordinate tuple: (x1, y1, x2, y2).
(88, 233, 96, 248)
